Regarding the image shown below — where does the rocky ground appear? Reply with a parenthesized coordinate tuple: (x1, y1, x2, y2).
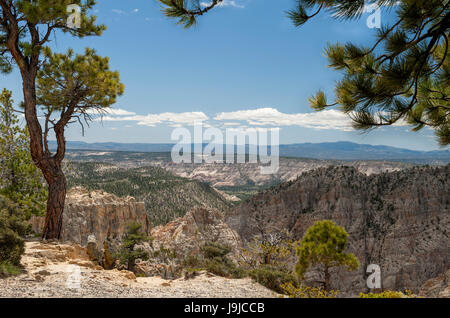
(0, 242, 276, 298)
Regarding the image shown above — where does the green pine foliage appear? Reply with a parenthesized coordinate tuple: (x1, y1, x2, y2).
(1, 1, 121, 239)
(37, 47, 125, 123)
(0, 89, 47, 219)
(0, 0, 105, 74)
(0, 195, 29, 277)
(116, 222, 151, 273)
(289, 0, 450, 146)
(296, 220, 360, 292)
(249, 265, 299, 294)
(159, 0, 223, 28)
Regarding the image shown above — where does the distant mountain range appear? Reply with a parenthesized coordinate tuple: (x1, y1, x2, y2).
(50, 141, 450, 162)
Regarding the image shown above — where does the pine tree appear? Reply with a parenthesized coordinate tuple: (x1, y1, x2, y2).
(288, 0, 450, 146)
(0, 2, 123, 239)
(0, 194, 28, 275)
(159, 0, 224, 28)
(116, 222, 151, 273)
(296, 220, 359, 292)
(0, 89, 47, 219)
(35, 48, 124, 239)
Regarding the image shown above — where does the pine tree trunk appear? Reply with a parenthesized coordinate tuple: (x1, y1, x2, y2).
(42, 168, 66, 240)
(7, 19, 69, 241)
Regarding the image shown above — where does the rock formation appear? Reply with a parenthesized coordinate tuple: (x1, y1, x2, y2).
(30, 187, 151, 248)
(419, 269, 450, 298)
(151, 207, 242, 260)
(226, 165, 450, 296)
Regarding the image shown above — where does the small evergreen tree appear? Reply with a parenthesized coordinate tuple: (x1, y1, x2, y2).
(117, 222, 151, 272)
(296, 220, 359, 292)
(0, 1, 120, 240)
(0, 89, 47, 219)
(0, 195, 29, 276)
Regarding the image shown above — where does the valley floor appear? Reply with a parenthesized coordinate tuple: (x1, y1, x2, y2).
(0, 242, 277, 298)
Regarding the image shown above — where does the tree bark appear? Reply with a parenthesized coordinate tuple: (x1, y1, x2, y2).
(42, 166, 66, 240)
(2, 3, 68, 240)
(40, 122, 69, 240)
(22, 72, 68, 240)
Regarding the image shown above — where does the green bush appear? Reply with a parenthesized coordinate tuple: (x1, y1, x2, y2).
(183, 242, 246, 279)
(0, 262, 20, 277)
(281, 282, 339, 298)
(116, 222, 151, 272)
(182, 254, 202, 268)
(0, 196, 27, 269)
(205, 258, 247, 279)
(359, 290, 418, 298)
(201, 243, 231, 259)
(249, 265, 298, 294)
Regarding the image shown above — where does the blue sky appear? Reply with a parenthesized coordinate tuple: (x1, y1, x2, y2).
(3, 0, 445, 151)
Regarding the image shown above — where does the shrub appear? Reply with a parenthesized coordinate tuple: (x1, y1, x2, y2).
(0, 262, 20, 277)
(205, 258, 247, 279)
(116, 222, 151, 272)
(182, 254, 202, 268)
(249, 265, 298, 294)
(201, 242, 231, 259)
(239, 232, 299, 271)
(359, 290, 418, 298)
(0, 196, 27, 270)
(182, 242, 246, 279)
(281, 282, 339, 298)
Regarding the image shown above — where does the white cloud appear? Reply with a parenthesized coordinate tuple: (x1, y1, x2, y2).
(214, 108, 354, 131)
(88, 108, 136, 116)
(200, 0, 245, 9)
(222, 122, 241, 127)
(96, 107, 359, 132)
(102, 111, 209, 127)
(107, 108, 137, 116)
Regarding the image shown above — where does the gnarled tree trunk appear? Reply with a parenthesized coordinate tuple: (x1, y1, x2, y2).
(3, 3, 69, 241)
(22, 73, 68, 240)
(41, 161, 66, 240)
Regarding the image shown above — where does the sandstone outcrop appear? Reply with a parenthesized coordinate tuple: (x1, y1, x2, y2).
(226, 165, 450, 296)
(30, 187, 151, 249)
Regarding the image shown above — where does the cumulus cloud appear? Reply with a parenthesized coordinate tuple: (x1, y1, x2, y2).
(102, 111, 209, 127)
(97, 107, 361, 132)
(214, 108, 354, 131)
